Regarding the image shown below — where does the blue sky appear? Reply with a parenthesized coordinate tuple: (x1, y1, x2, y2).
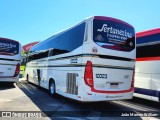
(0, 0, 159, 46)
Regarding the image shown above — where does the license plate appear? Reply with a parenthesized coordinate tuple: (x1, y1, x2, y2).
(110, 83, 119, 88)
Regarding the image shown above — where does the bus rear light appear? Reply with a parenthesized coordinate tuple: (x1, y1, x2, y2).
(84, 61, 93, 87)
(131, 66, 135, 87)
(14, 63, 20, 77)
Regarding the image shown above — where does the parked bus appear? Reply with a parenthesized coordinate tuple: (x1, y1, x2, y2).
(20, 57, 26, 78)
(20, 42, 39, 78)
(135, 28, 160, 102)
(25, 16, 136, 102)
(0, 37, 21, 83)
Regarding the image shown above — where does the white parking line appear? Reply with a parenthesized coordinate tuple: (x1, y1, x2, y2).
(19, 83, 34, 94)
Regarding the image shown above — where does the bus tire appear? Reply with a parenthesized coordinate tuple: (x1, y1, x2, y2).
(49, 80, 56, 97)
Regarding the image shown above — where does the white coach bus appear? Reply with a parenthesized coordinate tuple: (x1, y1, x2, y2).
(0, 37, 21, 83)
(25, 16, 136, 101)
(135, 28, 160, 102)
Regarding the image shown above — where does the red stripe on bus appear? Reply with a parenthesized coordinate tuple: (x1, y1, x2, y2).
(136, 57, 160, 61)
(136, 28, 160, 38)
(0, 37, 19, 43)
(91, 87, 134, 94)
(94, 16, 134, 28)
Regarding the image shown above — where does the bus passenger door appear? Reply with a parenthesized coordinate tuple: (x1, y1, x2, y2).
(33, 69, 40, 86)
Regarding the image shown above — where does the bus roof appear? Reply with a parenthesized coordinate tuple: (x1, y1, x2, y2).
(30, 16, 134, 51)
(94, 16, 134, 28)
(136, 28, 160, 38)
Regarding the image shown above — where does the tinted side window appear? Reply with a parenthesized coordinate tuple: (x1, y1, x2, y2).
(147, 44, 160, 57)
(136, 46, 148, 58)
(28, 22, 85, 60)
(136, 33, 160, 58)
(28, 55, 34, 62)
(48, 22, 85, 55)
(30, 22, 85, 55)
(58, 22, 85, 51)
(34, 50, 49, 60)
(27, 50, 49, 62)
(137, 44, 160, 58)
(50, 49, 69, 56)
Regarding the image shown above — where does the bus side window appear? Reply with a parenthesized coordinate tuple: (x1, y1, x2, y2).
(28, 55, 34, 62)
(147, 44, 160, 57)
(50, 49, 69, 56)
(40, 50, 49, 58)
(34, 50, 49, 60)
(136, 46, 148, 58)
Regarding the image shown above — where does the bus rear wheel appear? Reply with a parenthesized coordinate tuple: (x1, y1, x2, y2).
(49, 80, 56, 96)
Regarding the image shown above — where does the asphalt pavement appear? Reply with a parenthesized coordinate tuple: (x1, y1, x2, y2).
(0, 78, 160, 120)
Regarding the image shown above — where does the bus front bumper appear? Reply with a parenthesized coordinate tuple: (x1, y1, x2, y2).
(81, 87, 134, 102)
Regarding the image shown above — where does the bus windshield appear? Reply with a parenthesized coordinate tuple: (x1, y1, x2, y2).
(93, 19, 135, 52)
(0, 38, 19, 55)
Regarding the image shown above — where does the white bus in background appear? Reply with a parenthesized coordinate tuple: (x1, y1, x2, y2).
(25, 16, 136, 102)
(135, 28, 160, 102)
(0, 37, 21, 83)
